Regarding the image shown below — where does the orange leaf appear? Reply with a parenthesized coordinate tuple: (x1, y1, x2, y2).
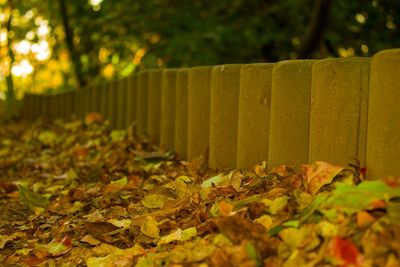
(73, 145, 88, 159)
(369, 199, 386, 209)
(85, 112, 103, 124)
(302, 161, 344, 195)
(219, 200, 234, 216)
(356, 211, 375, 229)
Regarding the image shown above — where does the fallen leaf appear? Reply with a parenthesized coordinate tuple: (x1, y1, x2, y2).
(140, 216, 159, 238)
(85, 112, 103, 124)
(46, 236, 72, 257)
(302, 161, 344, 194)
(356, 211, 375, 229)
(141, 194, 168, 209)
(329, 236, 361, 267)
(18, 185, 50, 209)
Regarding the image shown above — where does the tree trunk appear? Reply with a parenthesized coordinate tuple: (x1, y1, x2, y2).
(58, 0, 86, 90)
(297, 0, 331, 59)
(4, 0, 18, 119)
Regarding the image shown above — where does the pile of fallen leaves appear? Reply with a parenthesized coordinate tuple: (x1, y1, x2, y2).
(1, 115, 399, 267)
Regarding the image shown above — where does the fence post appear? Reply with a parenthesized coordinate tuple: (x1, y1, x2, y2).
(209, 64, 242, 170)
(187, 66, 213, 161)
(80, 90, 86, 120)
(175, 68, 189, 159)
(62, 93, 69, 120)
(68, 91, 76, 120)
(55, 94, 62, 120)
(367, 49, 400, 178)
(137, 71, 150, 137)
(91, 85, 101, 114)
(147, 69, 163, 144)
(309, 58, 370, 167)
(160, 69, 178, 150)
(126, 74, 137, 129)
(237, 63, 274, 169)
(84, 86, 93, 116)
(104, 82, 111, 124)
(116, 78, 128, 129)
(99, 83, 108, 120)
(268, 60, 316, 168)
(23, 94, 32, 121)
(39, 95, 48, 120)
(58, 93, 65, 120)
(0, 99, 4, 119)
(111, 80, 120, 128)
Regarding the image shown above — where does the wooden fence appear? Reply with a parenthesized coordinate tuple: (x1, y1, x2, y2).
(20, 49, 400, 178)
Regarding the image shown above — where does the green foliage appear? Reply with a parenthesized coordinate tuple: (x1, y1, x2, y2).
(1, 0, 400, 94)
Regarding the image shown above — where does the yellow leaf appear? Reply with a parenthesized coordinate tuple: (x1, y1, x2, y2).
(254, 215, 273, 231)
(141, 194, 167, 209)
(141, 216, 159, 238)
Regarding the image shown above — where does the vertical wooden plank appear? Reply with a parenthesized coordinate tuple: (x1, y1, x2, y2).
(32, 94, 40, 121)
(126, 74, 137, 129)
(108, 80, 119, 128)
(64, 92, 72, 121)
(85, 86, 93, 115)
(136, 71, 150, 137)
(160, 69, 178, 150)
(55, 94, 62, 120)
(187, 66, 212, 160)
(39, 95, 48, 120)
(175, 68, 189, 159)
(83, 88, 90, 118)
(99, 83, 108, 121)
(116, 78, 128, 129)
(367, 49, 400, 178)
(91, 85, 101, 114)
(147, 69, 163, 144)
(209, 64, 242, 170)
(268, 60, 315, 168)
(24, 94, 33, 121)
(237, 63, 274, 169)
(309, 58, 370, 166)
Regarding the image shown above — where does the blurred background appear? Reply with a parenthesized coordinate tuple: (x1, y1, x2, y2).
(0, 0, 399, 99)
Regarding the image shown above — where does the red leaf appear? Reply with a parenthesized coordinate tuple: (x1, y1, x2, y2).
(61, 236, 72, 247)
(359, 167, 367, 179)
(330, 236, 360, 267)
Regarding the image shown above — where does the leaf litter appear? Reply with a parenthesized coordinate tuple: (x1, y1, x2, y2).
(0, 115, 399, 266)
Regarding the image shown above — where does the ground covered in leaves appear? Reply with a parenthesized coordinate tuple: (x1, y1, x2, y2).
(1, 115, 400, 267)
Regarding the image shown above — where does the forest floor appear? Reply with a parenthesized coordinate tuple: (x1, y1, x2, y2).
(0, 114, 399, 267)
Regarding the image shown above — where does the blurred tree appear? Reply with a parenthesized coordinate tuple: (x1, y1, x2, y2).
(3, 0, 17, 118)
(0, 0, 399, 97)
(58, 0, 85, 89)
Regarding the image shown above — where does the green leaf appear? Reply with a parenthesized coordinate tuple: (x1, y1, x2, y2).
(231, 194, 262, 209)
(268, 225, 284, 236)
(18, 185, 50, 209)
(38, 131, 57, 146)
(299, 194, 329, 222)
(282, 220, 300, 228)
(269, 195, 289, 215)
(323, 181, 400, 214)
(181, 227, 197, 241)
(110, 130, 126, 142)
(245, 242, 262, 267)
(111, 176, 128, 185)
